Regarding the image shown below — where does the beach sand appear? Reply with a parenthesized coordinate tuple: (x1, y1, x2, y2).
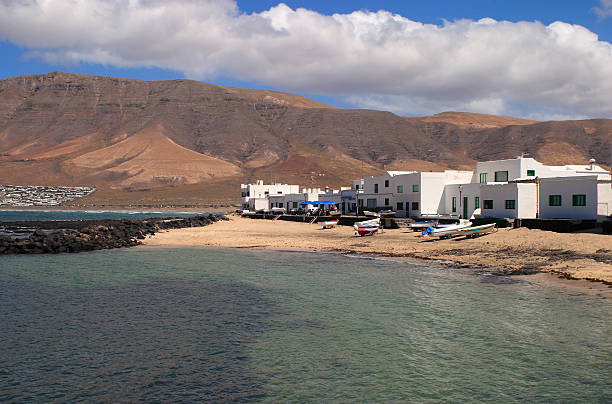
(144, 215, 612, 287)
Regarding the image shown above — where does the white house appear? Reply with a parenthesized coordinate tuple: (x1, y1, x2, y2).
(240, 181, 300, 211)
(354, 170, 472, 218)
(442, 157, 612, 221)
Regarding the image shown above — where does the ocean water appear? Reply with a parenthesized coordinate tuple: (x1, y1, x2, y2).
(0, 247, 610, 402)
(0, 210, 212, 222)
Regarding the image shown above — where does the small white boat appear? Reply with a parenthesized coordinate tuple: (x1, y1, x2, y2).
(353, 217, 380, 230)
(320, 219, 339, 229)
(406, 220, 439, 230)
(362, 211, 380, 217)
(419, 219, 472, 238)
(458, 223, 496, 238)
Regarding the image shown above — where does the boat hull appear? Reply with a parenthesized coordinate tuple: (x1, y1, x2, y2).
(357, 226, 379, 236)
(458, 223, 496, 237)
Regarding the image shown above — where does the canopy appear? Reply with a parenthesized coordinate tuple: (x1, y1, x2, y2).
(298, 201, 314, 206)
(317, 200, 337, 205)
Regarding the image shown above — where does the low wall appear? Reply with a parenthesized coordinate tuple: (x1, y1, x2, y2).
(514, 218, 597, 233)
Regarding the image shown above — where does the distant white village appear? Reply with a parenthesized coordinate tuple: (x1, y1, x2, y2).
(0, 185, 95, 206)
(241, 156, 612, 221)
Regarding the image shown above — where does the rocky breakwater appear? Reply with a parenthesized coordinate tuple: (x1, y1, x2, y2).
(0, 214, 226, 254)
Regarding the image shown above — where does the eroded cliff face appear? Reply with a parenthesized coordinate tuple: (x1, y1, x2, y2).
(0, 72, 610, 204)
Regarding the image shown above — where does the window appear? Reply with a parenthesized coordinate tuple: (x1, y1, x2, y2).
(397, 185, 403, 193)
(355, 184, 360, 190)
(572, 194, 586, 206)
(475, 196, 480, 209)
(293, 202, 298, 208)
(374, 184, 379, 193)
(483, 200, 493, 209)
(452, 197, 457, 213)
(367, 198, 377, 208)
(241, 191, 246, 197)
(494, 171, 508, 182)
(479, 173, 487, 183)
(384, 198, 389, 206)
(412, 184, 419, 192)
(505, 200, 516, 209)
(385, 179, 389, 187)
(264, 191, 269, 195)
(411, 202, 419, 211)
(527, 169, 535, 177)
(277, 190, 282, 194)
(396, 202, 403, 211)
(246, 191, 250, 197)
(549, 195, 562, 206)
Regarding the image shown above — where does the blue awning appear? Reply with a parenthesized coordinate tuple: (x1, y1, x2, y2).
(298, 201, 313, 205)
(317, 200, 336, 205)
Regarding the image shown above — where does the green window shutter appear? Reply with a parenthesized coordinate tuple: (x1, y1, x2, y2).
(572, 194, 586, 206)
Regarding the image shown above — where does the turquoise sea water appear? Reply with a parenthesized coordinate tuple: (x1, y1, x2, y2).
(0, 210, 210, 222)
(1, 247, 611, 402)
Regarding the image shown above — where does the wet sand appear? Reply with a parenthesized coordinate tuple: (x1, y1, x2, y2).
(144, 215, 612, 295)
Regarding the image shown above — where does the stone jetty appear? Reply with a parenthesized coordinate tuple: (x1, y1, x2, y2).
(0, 214, 226, 254)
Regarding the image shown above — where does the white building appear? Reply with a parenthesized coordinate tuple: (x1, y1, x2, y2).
(240, 181, 299, 211)
(354, 170, 472, 218)
(443, 157, 612, 221)
(351, 157, 612, 221)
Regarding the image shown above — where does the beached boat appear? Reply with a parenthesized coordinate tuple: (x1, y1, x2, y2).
(419, 219, 472, 238)
(353, 217, 380, 230)
(406, 220, 439, 231)
(356, 226, 379, 236)
(320, 219, 339, 229)
(362, 211, 380, 217)
(458, 222, 496, 238)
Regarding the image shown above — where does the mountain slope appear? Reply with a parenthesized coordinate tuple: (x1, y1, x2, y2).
(0, 72, 610, 205)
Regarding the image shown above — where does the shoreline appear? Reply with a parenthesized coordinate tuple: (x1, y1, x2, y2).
(143, 215, 612, 298)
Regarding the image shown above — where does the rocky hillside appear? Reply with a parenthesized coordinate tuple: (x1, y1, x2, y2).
(0, 72, 610, 206)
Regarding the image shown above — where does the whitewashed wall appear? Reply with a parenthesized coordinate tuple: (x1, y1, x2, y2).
(539, 177, 598, 219)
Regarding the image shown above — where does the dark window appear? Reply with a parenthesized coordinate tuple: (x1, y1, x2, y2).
(505, 200, 516, 209)
(293, 202, 298, 208)
(277, 190, 282, 194)
(452, 197, 457, 212)
(397, 185, 403, 193)
(411, 202, 419, 211)
(396, 202, 403, 211)
(475, 196, 480, 209)
(384, 198, 389, 206)
(483, 200, 493, 209)
(246, 191, 250, 197)
(412, 184, 419, 192)
(479, 173, 487, 183)
(264, 191, 269, 195)
(374, 184, 379, 193)
(241, 192, 246, 197)
(549, 195, 562, 206)
(572, 194, 586, 206)
(527, 169, 535, 176)
(385, 180, 389, 187)
(494, 171, 509, 182)
(355, 184, 360, 190)
(367, 198, 376, 208)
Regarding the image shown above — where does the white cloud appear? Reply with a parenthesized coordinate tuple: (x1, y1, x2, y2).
(593, 0, 612, 17)
(1, 0, 611, 119)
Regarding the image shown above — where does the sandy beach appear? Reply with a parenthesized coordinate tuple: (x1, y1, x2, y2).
(145, 215, 612, 288)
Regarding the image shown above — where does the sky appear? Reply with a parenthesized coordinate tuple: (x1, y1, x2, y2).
(1, 0, 612, 120)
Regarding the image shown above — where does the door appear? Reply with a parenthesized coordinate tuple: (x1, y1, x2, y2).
(463, 196, 468, 219)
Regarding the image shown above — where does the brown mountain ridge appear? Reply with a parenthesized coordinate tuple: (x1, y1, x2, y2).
(0, 72, 611, 206)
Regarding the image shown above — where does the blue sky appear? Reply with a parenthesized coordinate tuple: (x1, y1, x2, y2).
(1, 0, 611, 119)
